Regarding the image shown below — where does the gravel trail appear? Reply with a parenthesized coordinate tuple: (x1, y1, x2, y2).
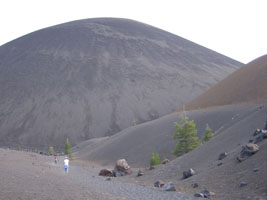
(61, 160, 196, 200)
(0, 149, 196, 200)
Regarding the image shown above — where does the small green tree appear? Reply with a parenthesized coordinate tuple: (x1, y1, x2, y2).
(18, 145, 21, 151)
(173, 115, 201, 157)
(202, 124, 213, 143)
(49, 146, 54, 155)
(150, 152, 161, 166)
(133, 120, 137, 126)
(64, 138, 73, 160)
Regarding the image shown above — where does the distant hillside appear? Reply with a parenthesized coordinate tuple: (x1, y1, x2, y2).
(0, 18, 242, 150)
(185, 55, 267, 110)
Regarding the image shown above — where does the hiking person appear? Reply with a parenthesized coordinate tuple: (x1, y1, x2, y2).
(54, 156, 58, 164)
(64, 156, 69, 173)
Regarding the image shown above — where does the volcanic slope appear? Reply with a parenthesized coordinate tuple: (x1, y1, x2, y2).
(184, 54, 267, 110)
(75, 55, 267, 167)
(75, 55, 267, 199)
(0, 18, 242, 150)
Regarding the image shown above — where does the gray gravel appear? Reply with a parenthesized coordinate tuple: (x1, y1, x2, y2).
(64, 162, 196, 200)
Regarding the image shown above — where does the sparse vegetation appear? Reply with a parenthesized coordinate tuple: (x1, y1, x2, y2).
(173, 115, 201, 157)
(18, 145, 21, 151)
(133, 120, 137, 126)
(64, 138, 73, 160)
(150, 152, 161, 166)
(49, 146, 54, 155)
(202, 124, 213, 143)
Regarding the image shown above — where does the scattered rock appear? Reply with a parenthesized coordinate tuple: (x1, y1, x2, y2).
(154, 180, 165, 188)
(137, 170, 144, 177)
(183, 168, 195, 179)
(253, 168, 259, 172)
(161, 159, 170, 164)
(194, 193, 205, 198)
(217, 162, 223, 166)
(191, 183, 199, 188)
(162, 182, 176, 191)
(218, 152, 227, 160)
(98, 169, 114, 177)
(114, 159, 132, 175)
(237, 143, 259, 162)
(254, 130, 267, 143)
(240, 182, 247, 187)
(254, 129, 261, 136)
(106, 177, 111, 181)
(201, 189, 215, 198)
(149, 166, 155, 170)
(114, 171, 125, 177)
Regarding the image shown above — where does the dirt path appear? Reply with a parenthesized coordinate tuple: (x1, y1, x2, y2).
(0, 149, 196, 200)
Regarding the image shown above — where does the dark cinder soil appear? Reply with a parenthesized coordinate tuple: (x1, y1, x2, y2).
(0, 149, 196, 200)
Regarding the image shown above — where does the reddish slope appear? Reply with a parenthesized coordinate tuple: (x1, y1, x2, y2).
(185, 55, 267, 110)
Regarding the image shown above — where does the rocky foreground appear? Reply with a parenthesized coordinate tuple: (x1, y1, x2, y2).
(0, 148, 196, 200)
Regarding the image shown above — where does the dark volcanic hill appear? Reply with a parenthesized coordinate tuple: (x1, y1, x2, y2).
(0, 18, 242, 150)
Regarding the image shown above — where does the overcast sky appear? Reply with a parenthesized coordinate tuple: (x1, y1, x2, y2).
(0, 0, 266, 63)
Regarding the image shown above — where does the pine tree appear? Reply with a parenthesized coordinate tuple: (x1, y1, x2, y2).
(173, 115, 201, 157)
(150, 152, 161, 166)
(64, 138, 73, 160)
(49, 146, 54, 155)
(202, 124, 213, 143)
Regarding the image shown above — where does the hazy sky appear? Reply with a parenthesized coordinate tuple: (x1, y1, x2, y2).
(1, 0, 266, 63)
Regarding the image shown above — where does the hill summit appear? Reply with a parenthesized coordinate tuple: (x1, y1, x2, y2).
(0, 18, 242, 150)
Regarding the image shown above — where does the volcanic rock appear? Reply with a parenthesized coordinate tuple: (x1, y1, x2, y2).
(162, 182, 176, 191)
(237, 143, 259, 162)
(154, 180, 165, 188)
(98, 169, 114, 177)
(183, 168, 195, 179)
(161, 159, 170, 164)
(114, 159, 132, 175)
(218, 152, 227, 160)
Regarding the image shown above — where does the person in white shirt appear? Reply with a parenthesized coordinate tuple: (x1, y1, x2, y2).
(64, 156, 69, 173)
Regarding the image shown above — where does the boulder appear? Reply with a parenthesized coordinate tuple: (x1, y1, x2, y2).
(183, 168, 195, 179)
(99, 169, 114, 177)
(114, 159, 132, 175)
(218, 152, 227, 160)
(191, 183, 199, 188)
(240, 182, 247, 187)
(253, 129, 261, 136)
(149, 166, 155, 170)
(154, 180, 165, 188)
(194, 193, 205, 198)
(137, 170, 144, 177)
(201, 189, 215, 198)
(162, 182, 176, 191)
(254, 130, 267, 143)
(162, 159, 170, 164)
(237, 143, 259, 162)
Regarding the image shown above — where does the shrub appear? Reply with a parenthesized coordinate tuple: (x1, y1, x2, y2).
(64, 138, 73, 160)
(18, 145, 21, 151)
(49, 146, 54, 155)
(173, 115, 201, 157)
(150, 152, 161, 166)
(202, 124, 213, 143)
